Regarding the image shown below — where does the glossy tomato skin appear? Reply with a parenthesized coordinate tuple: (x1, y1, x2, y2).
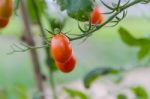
(55, 55, 76, 73)
(51, 34, 72, 63)
(90, 7, 104, 24)
(0, 0, 13, 19)
(0, 18, 9, 28)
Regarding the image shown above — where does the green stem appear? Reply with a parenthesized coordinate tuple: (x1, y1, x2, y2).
(31, 0, 58, 99)
(70, 0, 147, 41)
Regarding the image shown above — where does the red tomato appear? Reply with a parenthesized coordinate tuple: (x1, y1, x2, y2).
(0, 18, 9, 28)
(90, 6, 104, 24)
(55, 55, 76, 73)
(51, 34, 72, 63)
(0, 0, 13, 19)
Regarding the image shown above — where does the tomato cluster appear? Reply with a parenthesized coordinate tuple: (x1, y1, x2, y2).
(90, 6, 104, 25)
(51, 34, 76, 73)
(0, 0, 12, 28)
(50, 6, 103, 73)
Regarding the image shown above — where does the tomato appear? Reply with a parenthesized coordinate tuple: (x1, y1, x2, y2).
(51, 34, 72, 63)
(0, 0, 13, 19)
(90, 6, 104, 24)
(0, 18, 9, 28)
(55, 55, 76, 73)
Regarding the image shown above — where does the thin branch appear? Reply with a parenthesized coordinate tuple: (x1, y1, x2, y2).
(8, 43, 48, 54)
(69, 0, 148, 41)
(20, 0, 45, 99)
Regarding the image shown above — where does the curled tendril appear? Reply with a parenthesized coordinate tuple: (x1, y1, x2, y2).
(78, 21, 87, 33)
(101, 0, 130, 14)
(78, 19, 102, 36)
(100, 0, 114, 10)
(107, 10, 127, 27)
(77, 19, 93, 33)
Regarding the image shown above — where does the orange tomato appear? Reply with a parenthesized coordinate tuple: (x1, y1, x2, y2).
(0, 18, 9, 28)
(51, 34, 72, 63)
(55, 55, 76, 73)
(0, 0, 13, 19)
(90, 6, 104, 25)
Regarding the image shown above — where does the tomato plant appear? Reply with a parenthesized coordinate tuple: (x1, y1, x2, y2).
(55, 55, 76, 73)
(1, 0, 150, 99)
(51, 34, 72, 63)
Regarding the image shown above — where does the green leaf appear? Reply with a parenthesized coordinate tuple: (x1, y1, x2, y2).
(56, 0, 93, 22)
(131, 86, 148, 99)
(138, 47, 150, 60)
(84, 67, 120, 88)
(49, 18, 64, 31)
(67, 0, 93, 21)
(138, 38, 150, 48)
(118, 27, 150, 60)
(118, 27, 139, 46)
(117, 94, 127, 99)
(137, 38, 150, 59)
(64, 88, 88, 99)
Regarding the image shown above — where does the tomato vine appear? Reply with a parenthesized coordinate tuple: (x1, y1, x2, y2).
(69, 0, 150, 41)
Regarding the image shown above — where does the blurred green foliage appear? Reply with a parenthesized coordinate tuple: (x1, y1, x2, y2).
(131, 86, 148, 99)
